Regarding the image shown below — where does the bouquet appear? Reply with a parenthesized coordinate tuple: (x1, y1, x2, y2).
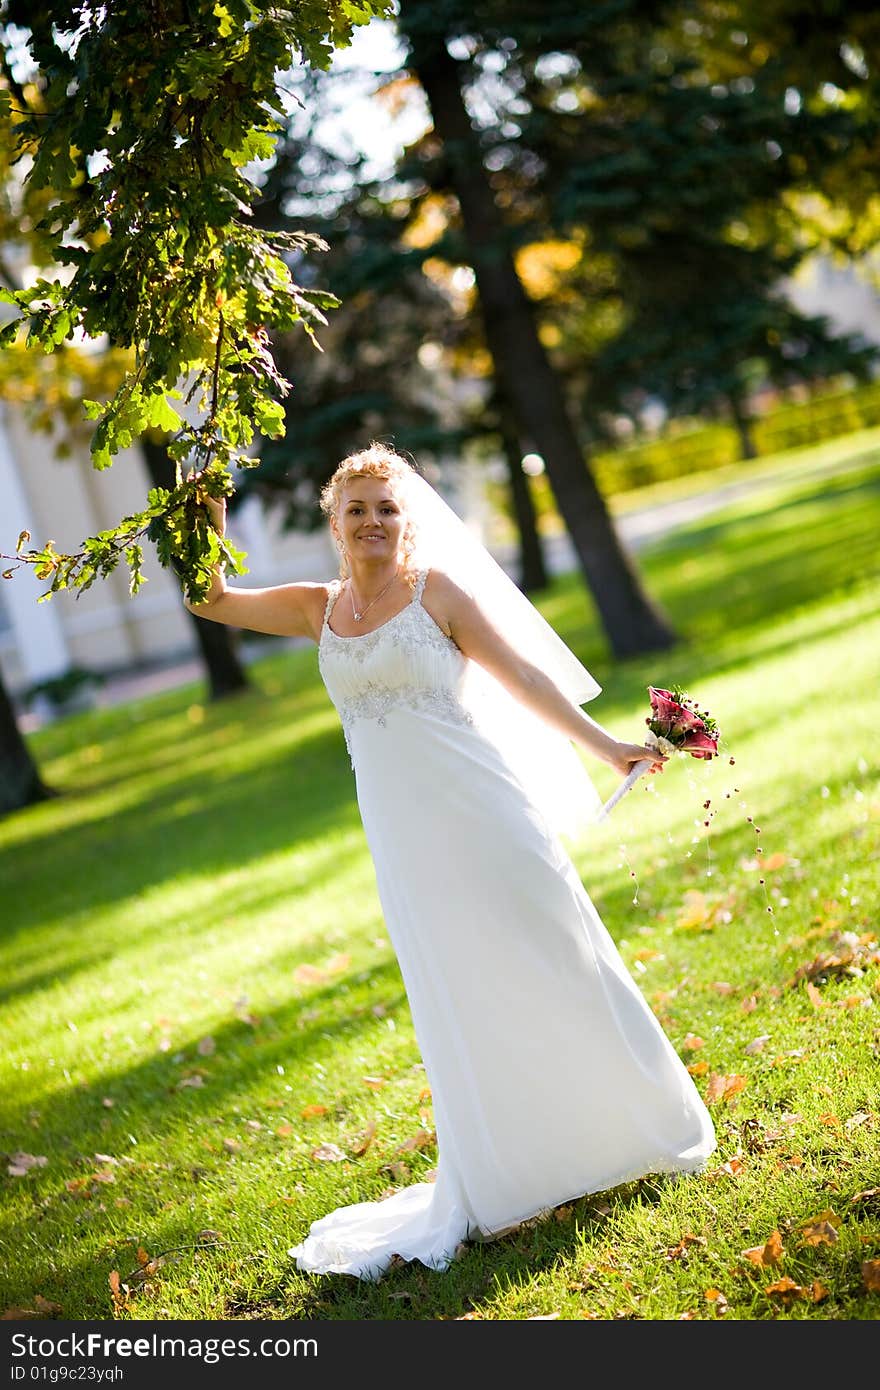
(597, 685, 720, 821)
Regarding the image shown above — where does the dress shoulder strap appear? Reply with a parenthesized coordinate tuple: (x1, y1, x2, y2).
(323, 578, 342, 627)
(413, 567, 429, 601)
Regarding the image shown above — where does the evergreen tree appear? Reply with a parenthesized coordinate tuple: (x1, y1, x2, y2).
(250, 73, 551, 590)
(513, 1, 880, 447)
(397, 0, 678, 655)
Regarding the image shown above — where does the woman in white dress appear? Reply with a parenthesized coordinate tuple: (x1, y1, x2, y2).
(185, 443, 716, 1281)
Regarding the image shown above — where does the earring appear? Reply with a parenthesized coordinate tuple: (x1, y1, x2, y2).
(400, 524, 415, 577)
(334, 536, 349, 579)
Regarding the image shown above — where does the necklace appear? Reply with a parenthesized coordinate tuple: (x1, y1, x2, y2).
(349, 569, 399, 622)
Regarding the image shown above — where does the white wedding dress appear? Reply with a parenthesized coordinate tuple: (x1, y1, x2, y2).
(288, 568, 716, 1280)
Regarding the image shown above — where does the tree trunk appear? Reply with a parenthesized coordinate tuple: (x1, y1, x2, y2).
(496, 410, 549, 592)
(140, 436, 251, 700)
(729, 393, 758, 460)
(0, 668, 56, 816)
(400, 19, 676, 656)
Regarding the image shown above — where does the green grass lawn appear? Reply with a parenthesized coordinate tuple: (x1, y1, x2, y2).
(1, 444, 879, 1322)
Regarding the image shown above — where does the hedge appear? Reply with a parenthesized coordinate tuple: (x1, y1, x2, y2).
(590, 377, 880, 496)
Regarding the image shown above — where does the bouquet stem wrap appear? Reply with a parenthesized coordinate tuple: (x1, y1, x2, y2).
(596, 758, 654, 822)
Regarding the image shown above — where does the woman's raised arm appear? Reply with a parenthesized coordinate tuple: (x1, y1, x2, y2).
(182, 494, 327, 642)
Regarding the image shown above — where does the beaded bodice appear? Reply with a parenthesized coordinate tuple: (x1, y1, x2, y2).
(317, 567, 475, 766)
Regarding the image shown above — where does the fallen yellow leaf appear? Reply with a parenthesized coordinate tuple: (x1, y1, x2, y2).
(310, 1143, 346, 1163)
(762, 852, 788, 871)
(706, 1073, 748, 1106)
(741, 1229, 783, 1268)
(718, 1157, 745, 1177)
(665, 1234, 707, 1261)
(6, 1152, 48, 1177)
(844, 1111, 872, 1132)
(703, 1288, 729, 1315)
(861, 1260, 880, 1292)
(395, 1128, 435, 1153)
(798, 1213, 840, 1248)
(765, 1276, 802, 1301)
(348, 1121, 378, 1157)
(677, 891, 712, 930)
(849, 1187, 880, 1207)
(325, 953, 352, 974)
(380, 1160, 408, 1183)
(293, 963, 326, 984)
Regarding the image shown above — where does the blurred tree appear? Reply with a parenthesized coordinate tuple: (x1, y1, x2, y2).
(250, 96, 552, 591)
(0, 0, 392, 606)
(244, 0, 878, 619)
(398, 1, 677, 655)
(512, 1, 880, 452)
(0, 171, 249, 766)
(140, 434, 250, 697)
(250, 112, 461, 518)
(0, 673, 56, 815)
(686, 0, 880, 263)
(493, 389, 550, 589)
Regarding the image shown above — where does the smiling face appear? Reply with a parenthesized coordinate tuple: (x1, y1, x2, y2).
(333, 473, 407, 565)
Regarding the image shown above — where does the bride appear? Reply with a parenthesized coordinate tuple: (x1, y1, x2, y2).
(185, 442, 716, 1280)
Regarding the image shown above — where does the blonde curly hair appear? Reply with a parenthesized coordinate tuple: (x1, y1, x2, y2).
(319, 442, 421, 585)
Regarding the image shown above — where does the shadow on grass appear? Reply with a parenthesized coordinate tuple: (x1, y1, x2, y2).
(17, 1151, 874, 1319)
(275, 1182, 656, 1321)
(2, 717, 360, 949)
(0, 822, 366, 1010)
(14, 1172, 660, 1321)
(1, 955, 412, 1162)
(546, 462, 880, 693)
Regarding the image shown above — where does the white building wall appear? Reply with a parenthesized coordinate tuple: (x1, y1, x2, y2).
(0, 404, 337, 700)
(0, 408, 71, 691)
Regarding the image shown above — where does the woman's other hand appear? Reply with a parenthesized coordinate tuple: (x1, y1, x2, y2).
(608, 740, 667, 779)
(198, 487, 226, 535)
